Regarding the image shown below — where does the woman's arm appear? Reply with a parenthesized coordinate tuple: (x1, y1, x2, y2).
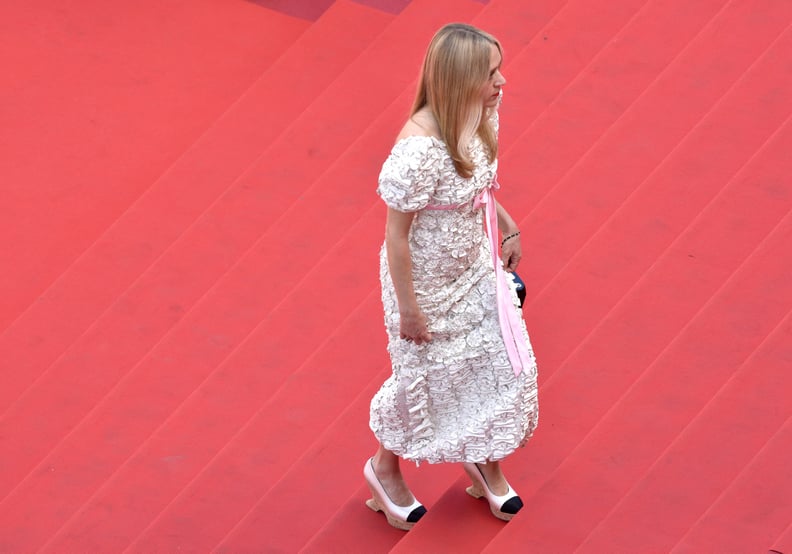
(385, 207, 433, 344)
(495, 200, 522, 273)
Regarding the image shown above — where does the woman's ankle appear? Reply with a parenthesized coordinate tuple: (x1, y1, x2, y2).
(373, 446, 401, 476)
(477, 461, 509, 496)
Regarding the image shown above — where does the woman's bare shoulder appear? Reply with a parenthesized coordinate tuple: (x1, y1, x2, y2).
(395, 108, 441, 143)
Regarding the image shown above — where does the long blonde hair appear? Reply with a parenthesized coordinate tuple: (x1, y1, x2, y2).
(412, 23, 501, 178)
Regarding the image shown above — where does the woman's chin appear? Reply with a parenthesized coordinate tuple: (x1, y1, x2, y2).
(484, 98, 499, 108)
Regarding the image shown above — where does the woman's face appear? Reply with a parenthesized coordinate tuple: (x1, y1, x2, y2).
(481, 43, 506, 108)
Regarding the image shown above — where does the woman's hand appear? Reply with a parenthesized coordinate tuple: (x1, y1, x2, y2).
(501, 235, 522, 273)
(399, 307, 433, 345)
(495, 200, 522, 272)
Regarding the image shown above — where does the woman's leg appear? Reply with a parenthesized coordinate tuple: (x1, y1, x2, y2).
(474, 460, 509, 495)
(371, 444, 416, 507)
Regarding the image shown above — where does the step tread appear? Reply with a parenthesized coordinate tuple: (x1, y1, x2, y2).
(34, 229, 388, 553)
(483, 23, 792, 545)
(578, 306, 792, 552)
(0, 0, 308, 329)
(507, 0, 792, 377)
(0, 0, 392, 411)
(770, 520, 792, 553)
(0, 0, 406, 489)
(0, 1, 485, 551)
(671, 415, 792, 552)
(491, 209, 792, 551)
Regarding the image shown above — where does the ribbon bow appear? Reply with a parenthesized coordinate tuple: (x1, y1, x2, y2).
(477, 179, 532, 377)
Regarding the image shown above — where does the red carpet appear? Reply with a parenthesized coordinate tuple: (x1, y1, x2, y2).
(1, 0, 791, 551)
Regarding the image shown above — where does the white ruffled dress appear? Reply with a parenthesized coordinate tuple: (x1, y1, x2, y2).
(369, 118, 539, 465)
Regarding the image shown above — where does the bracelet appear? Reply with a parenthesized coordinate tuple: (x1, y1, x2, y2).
(501, 231, 520, 248)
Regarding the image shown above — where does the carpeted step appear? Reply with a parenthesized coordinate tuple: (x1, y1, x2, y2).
(211, 366, 461, 553)
(505, 0, 792, 378)
(0, 0, 308, 330)
(0, 2, 487, 551)
(489, 199, 792, 551)
(482, 16, 792, 550)
(34, 207, 387, 551)
(0, 0, 412, 500)
(770, 521, 792, 554)
(302, 472, 495, 553)
(0, 0, 391, 413)
(495, 0, 650, 148)
(0, 1, 409, 550)
(495, 0, 730, 219)
(671, 414, 792, 552)
(577, 305, 792, 551)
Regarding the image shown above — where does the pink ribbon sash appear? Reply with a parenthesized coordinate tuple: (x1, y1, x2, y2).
(473, 182, 532, 377)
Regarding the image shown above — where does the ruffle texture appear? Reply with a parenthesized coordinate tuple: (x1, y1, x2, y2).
(370, 109, 539, 465)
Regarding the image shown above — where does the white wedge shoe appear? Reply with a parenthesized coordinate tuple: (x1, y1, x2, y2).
(462, 462, 523, 521)
(363, 458, 427, 530)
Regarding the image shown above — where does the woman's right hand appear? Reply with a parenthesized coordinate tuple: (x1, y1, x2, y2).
(399, 307, 433, 345)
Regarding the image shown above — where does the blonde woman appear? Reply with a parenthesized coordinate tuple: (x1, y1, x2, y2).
(364, 23, 539, 530)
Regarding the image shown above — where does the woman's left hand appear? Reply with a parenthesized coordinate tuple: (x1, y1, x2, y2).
(501, 236, 522, 273)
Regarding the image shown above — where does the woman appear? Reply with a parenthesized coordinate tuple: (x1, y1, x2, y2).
(364, 23, 539, 530)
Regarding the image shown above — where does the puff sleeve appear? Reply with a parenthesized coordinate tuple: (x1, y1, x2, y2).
(376, 136, 441, 212)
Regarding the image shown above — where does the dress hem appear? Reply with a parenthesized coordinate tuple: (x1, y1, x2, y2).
(375, 433, 532, 467)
